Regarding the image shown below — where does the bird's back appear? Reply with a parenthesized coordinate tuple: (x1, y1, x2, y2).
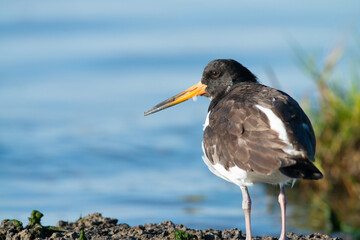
(202, 82, 322, 184)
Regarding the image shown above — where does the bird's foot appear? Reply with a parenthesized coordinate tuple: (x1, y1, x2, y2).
(278, 232, 288, 240)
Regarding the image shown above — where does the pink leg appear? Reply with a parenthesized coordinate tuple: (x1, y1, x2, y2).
(278, 185, 288, 240)
(240, 186, 252, 240)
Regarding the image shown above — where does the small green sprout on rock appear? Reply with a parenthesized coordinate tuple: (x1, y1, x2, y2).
(79, 229, 87, 240)
(28, 210, 44, 226)
(174, 230, 196, 240)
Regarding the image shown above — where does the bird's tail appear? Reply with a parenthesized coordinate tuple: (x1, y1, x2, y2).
(279, 160, 323, 180)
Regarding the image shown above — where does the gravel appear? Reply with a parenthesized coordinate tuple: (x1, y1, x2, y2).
(0, 212, 340, 240)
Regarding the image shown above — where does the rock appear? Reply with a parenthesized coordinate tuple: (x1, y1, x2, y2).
(0, 213, 341, 240)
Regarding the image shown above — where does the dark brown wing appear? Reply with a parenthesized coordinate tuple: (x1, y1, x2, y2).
(272, 90, 321, 179)
(203, 98, 295, 175)
(203, 84, 322, 179)
(272, 90, 316, 160)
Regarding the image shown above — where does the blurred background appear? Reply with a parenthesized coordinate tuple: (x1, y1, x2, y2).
(0, 0, 359, 238)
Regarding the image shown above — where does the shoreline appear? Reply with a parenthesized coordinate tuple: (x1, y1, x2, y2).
(0, 212, 340, 240)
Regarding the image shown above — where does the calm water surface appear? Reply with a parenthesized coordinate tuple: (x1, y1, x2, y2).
(0, 0, 359, 236)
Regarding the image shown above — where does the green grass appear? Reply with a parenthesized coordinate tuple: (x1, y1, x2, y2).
(288, 40, 360, 235)
(174, 230, 196, 240)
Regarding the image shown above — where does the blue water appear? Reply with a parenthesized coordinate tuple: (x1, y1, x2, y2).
(0, 0, 359, 236)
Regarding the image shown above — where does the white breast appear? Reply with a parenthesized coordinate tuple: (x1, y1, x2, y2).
(201, 141, 291, 186)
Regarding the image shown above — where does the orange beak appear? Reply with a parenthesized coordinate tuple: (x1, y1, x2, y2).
(144, 81, 207, 116)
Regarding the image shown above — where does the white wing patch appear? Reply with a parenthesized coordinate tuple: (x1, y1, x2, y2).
(256, 105, 306, 158)
(203, 111, 211, 131)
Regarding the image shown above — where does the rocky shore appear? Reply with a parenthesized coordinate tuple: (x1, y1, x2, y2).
(0, 211, 340, 240)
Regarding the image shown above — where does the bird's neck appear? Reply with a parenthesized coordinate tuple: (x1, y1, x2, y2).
(207, 81, 260, 112)
(207, 89, 228, 112)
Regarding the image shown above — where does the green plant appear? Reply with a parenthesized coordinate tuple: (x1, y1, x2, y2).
(290, 41, 360, 234)
(28, 210, 44, 227)
(9, 219, 23, 228)
(174, 230, 196, 240)
(79, 229, 87, 240)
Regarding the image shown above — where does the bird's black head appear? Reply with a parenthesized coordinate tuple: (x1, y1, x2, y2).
(144, 59, 257, 116)
(201, 59, 257, 99)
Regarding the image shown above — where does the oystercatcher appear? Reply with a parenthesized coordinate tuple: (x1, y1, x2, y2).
(144, 59, 323, 240)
